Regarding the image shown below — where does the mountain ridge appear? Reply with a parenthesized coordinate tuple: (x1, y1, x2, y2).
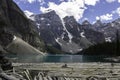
(0, 0, 119, 54)
(31, 10, 105, 54)
(0, 0, 45, 55)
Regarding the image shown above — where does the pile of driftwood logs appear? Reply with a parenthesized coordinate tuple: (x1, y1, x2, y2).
(0, 51, 25, 80)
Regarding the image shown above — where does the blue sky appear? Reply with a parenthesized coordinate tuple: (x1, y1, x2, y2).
(13, 0, 120, 23)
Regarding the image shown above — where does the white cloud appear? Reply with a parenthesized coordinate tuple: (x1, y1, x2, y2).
(40, 0, 100, 21)
(19, 0, 45, 4)
(115, 7, 120, 16)
(112, 7, 120, 16)
(59, 0, 65, 2)
(27, 0, 36, 3)
(96, 13, 113, 21)
(83, 18, 88, 20)
(40, 0, 86, 21)
(40, 0, 97, 22)
(96, 16, 100, 20)
(38, 0, 45, 5)
(19, 0, 36, 4)
(84, 0, 99, 6)
(116, 7, 120, 16)
(106, 0, 116, 3)
(118, 0, 120, 3)
(105, 0, 120, 3)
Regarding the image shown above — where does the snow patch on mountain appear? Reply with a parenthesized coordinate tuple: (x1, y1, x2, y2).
(61, 32, 65, 39)
(13, 35, 17, 41)
(78, 48, 83, 51)
(36, 23, 40, 29)
(77, 27, 80, 31)
(68, 23, 74, 28)
(105, 37, 112, 42)
(80, 32, 86, 37)
(55, 38, 82, 54)
(24, 10, 35, 21)
(55, 38, 62, 46)
(29, 16, 35, 21)
(40, 17, 45, 20)
(111, 23, 115, 27)
(60, 17, 73, 43)
(47, 23, 50, 26)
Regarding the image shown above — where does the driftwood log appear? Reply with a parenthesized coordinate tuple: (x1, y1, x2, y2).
(0, 72, 19, 80)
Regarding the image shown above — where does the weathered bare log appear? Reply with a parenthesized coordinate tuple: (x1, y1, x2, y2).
(0, 72, 19, 80)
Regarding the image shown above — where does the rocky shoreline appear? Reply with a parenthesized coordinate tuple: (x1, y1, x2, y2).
(1, 62, 120, 80)
(104, 56, 120, 62)
(10, 63, 120, 80)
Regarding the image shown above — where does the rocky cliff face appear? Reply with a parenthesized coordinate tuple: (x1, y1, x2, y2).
(0, 0, 45, 54)
(93, 18, 120, 42)
(32, 11, 105, 53)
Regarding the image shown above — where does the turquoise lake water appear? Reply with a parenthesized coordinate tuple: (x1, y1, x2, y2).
(9, 54, 117, 63)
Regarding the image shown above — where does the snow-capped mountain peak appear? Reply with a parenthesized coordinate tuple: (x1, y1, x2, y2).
(31, 10, 105, 53)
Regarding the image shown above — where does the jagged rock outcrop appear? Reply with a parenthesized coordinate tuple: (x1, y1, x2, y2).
(93, 18, 120, 42)
(0, 0, 45, 55)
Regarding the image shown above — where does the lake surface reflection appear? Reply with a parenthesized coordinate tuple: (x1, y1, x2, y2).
(10, 54, 116, 63)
